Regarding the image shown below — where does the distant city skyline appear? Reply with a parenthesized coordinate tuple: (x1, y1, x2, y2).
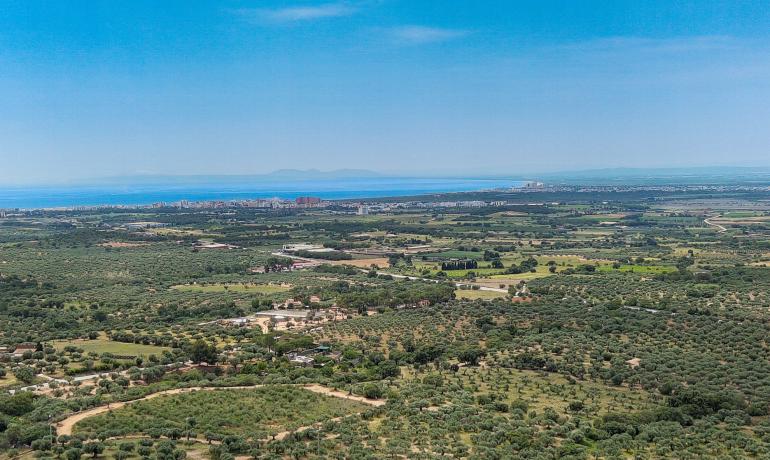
(3, 1, 770, 185)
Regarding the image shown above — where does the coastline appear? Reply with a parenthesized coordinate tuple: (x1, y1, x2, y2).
(0, 177, 523, 210)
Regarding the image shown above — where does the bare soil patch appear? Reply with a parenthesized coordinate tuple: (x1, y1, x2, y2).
(100, 242, 148, 248)
(330, 257, 390, 268)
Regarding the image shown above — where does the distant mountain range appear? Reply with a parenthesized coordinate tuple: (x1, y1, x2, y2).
(537, 166, 770, 185)
(263, 169, 382, 179)
(60, 166, 770, 188)
(543, 166, 770, 178)
(75, 169, 383, 186)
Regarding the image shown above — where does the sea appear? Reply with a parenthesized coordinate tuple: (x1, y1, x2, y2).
(0, 177, 523, 210)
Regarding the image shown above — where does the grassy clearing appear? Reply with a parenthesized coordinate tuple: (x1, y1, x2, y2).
(455, 289, 507, 300)
(0, 374, 20, 388)
(149, 228, 212, 237)
(170, 282, 292, 294)
(52, 338, 169, 356)
(402, 253, 604, 282)
(421, 250, 485, 260)
(722, 211, 765, 218)
(597, 264, 677, 274)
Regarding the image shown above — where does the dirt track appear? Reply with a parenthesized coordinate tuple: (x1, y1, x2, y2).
(303, 384, 386, 407)
(56, 384, 383, 436)
(704, 217, 727, 232)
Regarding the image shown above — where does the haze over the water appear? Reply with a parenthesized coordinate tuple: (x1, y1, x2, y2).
(3, 1, 770, 185)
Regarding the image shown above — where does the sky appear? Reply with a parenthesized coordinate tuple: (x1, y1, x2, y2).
(2, 0, 770, 185)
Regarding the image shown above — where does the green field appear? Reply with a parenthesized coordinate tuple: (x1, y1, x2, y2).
(170, 282, 292, 294)
(0, 374, 20, 388)
(597, 264, 677, 274)
(455, 289, 506, 300)
(52, 338, 169, 356)
(420, 250, 486, 260)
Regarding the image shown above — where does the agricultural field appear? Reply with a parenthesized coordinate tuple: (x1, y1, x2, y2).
(3, 186, 770, 458)
(73, 386, 372, 439)
(52, 337, 170, 357)
(170, 283, 292, 294)
(454, 288, 506, 300)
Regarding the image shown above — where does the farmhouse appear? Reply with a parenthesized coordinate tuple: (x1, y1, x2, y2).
(291, 260, 321, 270)
(282, 243, 322, 252)
(275, 298, 304, 309)
(124, 222, 167, 231)
(289, 355, 315, 367)
(221, 317, 251, 327)
(12, 342, 37, 357)
(256, 309, 319, 321)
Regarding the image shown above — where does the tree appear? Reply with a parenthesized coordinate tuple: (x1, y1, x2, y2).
(0, 391, 36, 416)
(185, 417, 197, 440)
(83, 442, 104, 458)
(140, 366, 166, 383)
(93, 311, 108, 322)
(65, 448, 82, 460)
(187, 340, 218, 364)
(458, 347, 486, 366)
(14, 367, 35, 384)
(568, 401, 585, 412)
(362, 383, 384, 399)
(154, 440, 177, 460)
(165, 428, 183, 440)
(118, 442, 135, 453)
(264, 257, 292, 273)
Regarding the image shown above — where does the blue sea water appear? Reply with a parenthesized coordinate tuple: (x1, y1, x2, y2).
(0, 177, 522, 209)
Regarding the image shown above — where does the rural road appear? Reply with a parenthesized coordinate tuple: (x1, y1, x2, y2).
(371, 270, 509, 293)
(704, 217, 727, 233)
(55, 384, 383, 436)
(10, 362, 188, 395)
(273, 251, 509, 293)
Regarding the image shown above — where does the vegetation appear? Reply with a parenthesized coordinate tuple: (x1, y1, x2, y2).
(3, 186, 770, 458)
(74, 386, 370, 439)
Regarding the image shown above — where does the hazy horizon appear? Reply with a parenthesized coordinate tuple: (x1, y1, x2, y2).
(6, 165, 770, 189)
(3, 1, 770, 185)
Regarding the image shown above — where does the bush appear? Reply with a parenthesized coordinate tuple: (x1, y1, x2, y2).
(362, 383, 384, 399)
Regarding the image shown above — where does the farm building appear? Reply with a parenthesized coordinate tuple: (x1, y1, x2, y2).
(124, 222, 167, 231)
(291, 260, 321, 270)
(12, 342, 38, 357)
(289, 355, 315, 367)
(221, 317, 251, 327)
(256, 309, 319, 321)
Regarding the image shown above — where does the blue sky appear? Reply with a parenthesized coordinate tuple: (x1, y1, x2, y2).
(2, 0, 770, 184)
